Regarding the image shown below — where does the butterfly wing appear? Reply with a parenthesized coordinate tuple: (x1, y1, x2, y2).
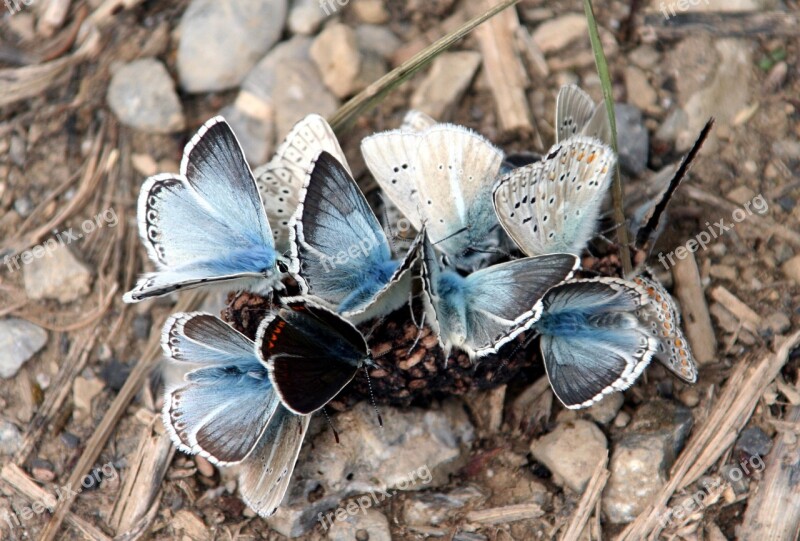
(125, 117, 279, 303)
(419, 231, 460, 358)
(555, 85, 595, 143)
(258, 299, 369, 415)
(290, 151, 409, 319)
(255, 114, 349, 252)
(413, 124, 504, 268)
(464, 254, 579, 357)
(161, 313, 280, 465)
(361, 129, 425, 230)
(237, 406, 310, 517)
(633, 274, 697, 383)
(493, 136, 616, 257)
(535, 278, 658, 409)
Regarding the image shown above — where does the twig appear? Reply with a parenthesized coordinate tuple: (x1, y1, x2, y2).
(560, 452, 610, 541)
(672, 251, 717, 365)
(641, 11, 800, 39)
(466, 503, 544, 525)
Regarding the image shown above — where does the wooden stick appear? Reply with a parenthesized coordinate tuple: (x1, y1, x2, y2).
(560, 452, 609, 541)
(641, 11, 800, 39)
(1, 464, 111, 541)
(617, 330, 800, 540)
(672, 251, 717, 365)
(474, 2, 532, 133)
(709, 286, 762, 332)
(466, 503, 544, 525)
(37, 291, 206, 541)
(738, 406, 800, 540)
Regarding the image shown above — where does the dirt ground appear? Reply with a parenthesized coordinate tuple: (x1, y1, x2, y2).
(1, 0, 799, 540)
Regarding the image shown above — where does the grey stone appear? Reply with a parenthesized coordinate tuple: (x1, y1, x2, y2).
(265, 400, 474, 537)
(327, 509, 390, 541)
(410, 51, 482, 120)
(177, 0, 288, 92)
(272, 60, 339, 141)
(761, 312, 791, 336)
(531, 13, 587, 53)
(288, 0, 331, 35)
(310, 23, 363, 98)
(402, 487, 485, 526)
(627, 399, 694, 460)
(734, 427, 772, 458)
(530, 419, 608, 493)
(355, 25, 401, 59)
(615, 103, 649, 176)
(107, 58, 185, 134)
(23, 244, 92, 303)
(655, 108, 688, 143)
(241, 36, 312, 103)
(603, 433, 669, 524)
(219, 100, 275, 166)
(0, 318, 47, 378)
(0, 420, 22, 455)
(586, 392, 624, 424)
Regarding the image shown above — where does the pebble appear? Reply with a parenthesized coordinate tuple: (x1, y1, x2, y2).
(327, 509, 391, 541)
(355, 25, 401, 60)
(272, 60, 340, 141)
(615, 104, 649, 176)
(781, 255, 800, 283)
(177, 0, 288, 93)
(655, 108, 688, 143)
(709, 265, 737, 282)
(288, 0, 330, 35)
(410, 51, 482, 120)
(679, 388, 700, 408)
(23, 244, 92, 303)
(629, 45, 660, 70)
(352, 0, 390, 24)
(107, 59, 185, 133)
(734, 427, 772, 458)
(613, 411, 631, 428)
(531, 13, 587, 53)
(761, 312, 790, 336)
(99, 358, 131, 392)
(726, 186, 756, 205)
(624, 66, 657, 110)
(31, 458, 56, 482)
(603, 434, 669, 523)
(627, 399, 694, 459)
(13, 196, 33, 217)
(585, 392, 624, 424)
(9, 134, 26, 167)
(311, 23, 363, 98)
(529, 420, 608, 493)
(72, 376, 105, 422)
(0, 420, 23, 456)
(194, 456, 215, 478)
(0, 318, 48, 379)
(267, 400, 473, 537)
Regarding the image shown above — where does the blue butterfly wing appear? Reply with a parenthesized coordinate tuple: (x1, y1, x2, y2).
(161, 313, 280, 465)
(536, 278, 658, 409)
(181, 116, 274, 246)
(237, 406, 310, 517)
(464, 253, 579, 357)
(291, 151, 402, 317)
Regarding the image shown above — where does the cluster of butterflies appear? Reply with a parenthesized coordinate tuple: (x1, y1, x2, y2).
(122, 85, 697, 517)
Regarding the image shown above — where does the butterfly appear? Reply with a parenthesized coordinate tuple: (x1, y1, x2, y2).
(289, 151, 421, 323)
(533, 277, 659, 409)
(257, 297, 371, 415)
(420, 231, 579, 360)
(160, 312, 309, 516)
(633, 272, 697, 383)
(361, 123, 506, 270)
(555, 84, 611, 144)
(254, 114, 350, 253)
(492, 135, 616, 257)
(124, 117, 283, 303)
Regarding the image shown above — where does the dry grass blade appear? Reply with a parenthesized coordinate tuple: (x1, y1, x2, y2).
(328, 0, 522, 133)
(583, 0, 632, 276)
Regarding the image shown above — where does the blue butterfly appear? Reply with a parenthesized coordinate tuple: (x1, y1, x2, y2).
(533, 277, 659, 409)
(160, 312, 308, 517)
(420, 231, 579, 360)
(124, 117, 283, 303)
(289, 151, 421, 323)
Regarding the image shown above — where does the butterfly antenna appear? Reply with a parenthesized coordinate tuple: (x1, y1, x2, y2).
(363, 365, 383, 428)
(433, 226, 469, 246)
(322, 407, 340, 444)
(407, 311, 426, 357)
(635, 118, 715, 252)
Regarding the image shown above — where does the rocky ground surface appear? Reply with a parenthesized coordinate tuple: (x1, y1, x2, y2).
(0, 0, 799, 540)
